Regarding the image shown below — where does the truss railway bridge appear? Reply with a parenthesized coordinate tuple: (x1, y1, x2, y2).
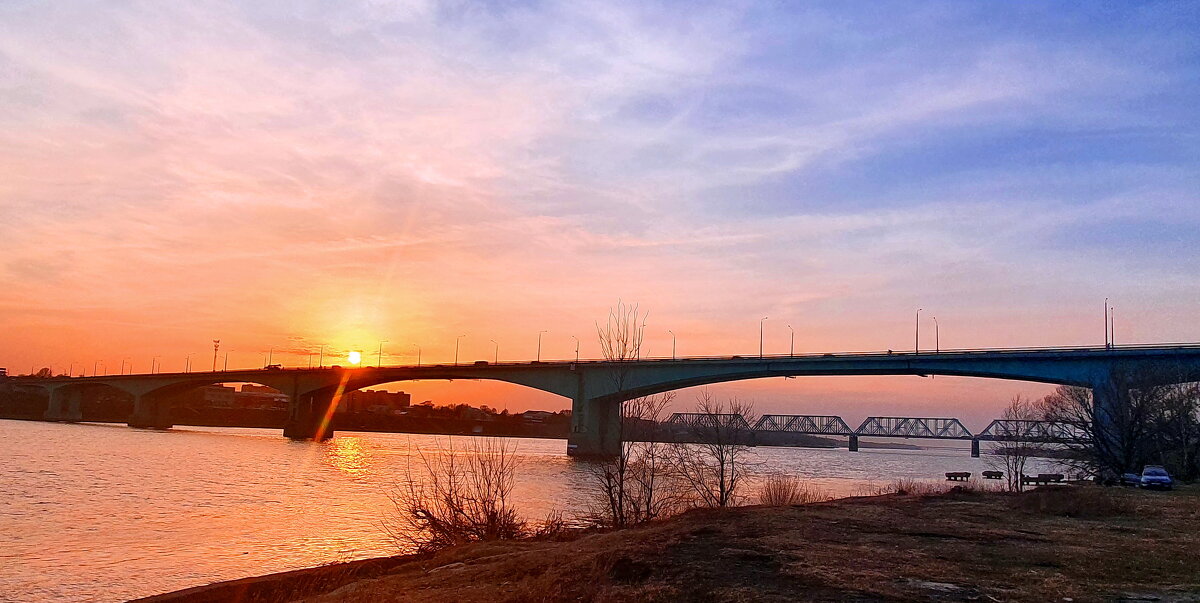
(666, 413, 1088, 457)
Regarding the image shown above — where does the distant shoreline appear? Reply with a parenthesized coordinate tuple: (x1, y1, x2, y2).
(0, 415, 931, 450)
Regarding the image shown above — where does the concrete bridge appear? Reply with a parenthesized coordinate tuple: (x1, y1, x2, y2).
(9, 344, 1200, 457)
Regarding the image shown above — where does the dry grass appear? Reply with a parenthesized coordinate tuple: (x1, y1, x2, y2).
(756, 474, 828, 505)
(146, 484, 1200, 603)
(1014, 485, 1139, 518)
(869, 477, 999, 497)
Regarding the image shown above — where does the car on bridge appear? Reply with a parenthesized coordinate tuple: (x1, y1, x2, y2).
(1139, 465, 1174, 490)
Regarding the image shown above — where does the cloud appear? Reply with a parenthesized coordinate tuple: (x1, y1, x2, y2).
(1, 1, 1197, 416)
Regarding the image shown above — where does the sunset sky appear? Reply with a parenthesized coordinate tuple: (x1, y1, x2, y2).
(2, 1, 1198, 426)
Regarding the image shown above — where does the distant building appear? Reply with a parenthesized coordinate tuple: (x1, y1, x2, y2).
(235, 384, 289, 410)
(520, 410, 556, 423)
(337, 389, 411, 414)
(180, 385, 237, 408)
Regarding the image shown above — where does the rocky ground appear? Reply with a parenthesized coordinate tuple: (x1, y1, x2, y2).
(139, 484, 1200, 602)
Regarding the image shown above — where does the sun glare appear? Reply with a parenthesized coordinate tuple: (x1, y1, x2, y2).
(347, 351, 361, 365)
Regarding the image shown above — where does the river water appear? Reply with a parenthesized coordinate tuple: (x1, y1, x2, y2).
(0, 419, 1059, 602)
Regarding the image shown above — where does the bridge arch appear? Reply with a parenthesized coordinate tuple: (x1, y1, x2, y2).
(587, 367, 1088, 405)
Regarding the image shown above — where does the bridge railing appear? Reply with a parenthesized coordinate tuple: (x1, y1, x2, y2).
(16, 342, 1200, 380)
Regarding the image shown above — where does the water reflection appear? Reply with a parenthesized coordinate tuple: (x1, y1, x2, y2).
(325, 436, 371, 479)
(0, 420, 1059, 603)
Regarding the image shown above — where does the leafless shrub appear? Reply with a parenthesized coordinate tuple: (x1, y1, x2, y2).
(585, 393, 687, 527)
(384, 438, 527, 553)
(757, 474, 828, 505)
(987, 395, 1038, 492)
(873, 478, 946, 497)
(672, 390, 758, 508)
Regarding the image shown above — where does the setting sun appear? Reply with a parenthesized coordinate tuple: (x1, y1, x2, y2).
(347, 351, 361, 365)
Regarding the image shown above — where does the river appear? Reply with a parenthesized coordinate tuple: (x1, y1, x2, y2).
(0, 419, 1059, 602)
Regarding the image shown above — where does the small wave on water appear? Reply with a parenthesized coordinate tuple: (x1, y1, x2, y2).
(0, 419, 1058, 603)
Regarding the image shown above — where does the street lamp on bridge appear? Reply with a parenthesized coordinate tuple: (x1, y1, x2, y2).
(537, 330, 548, 362)
(377, 340, 388, 367)
(932, 317, 939, 353)
(915, 308, 923, 355)
(787, 324, 794, 357)
(151, 356, 160, 374)
(759, 317, 768, 358)
(571, 335, 579, 362)
(668, 329, 676, 360)
(212, 340, 220, 372)
(491, 339, 499, 364)
(455, 335, 466, 365)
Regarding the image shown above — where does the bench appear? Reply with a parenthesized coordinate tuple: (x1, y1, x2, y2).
(982, 470, 1003, 480)
(945, 472, 972, 481)
(1020, 473, 1065, 486)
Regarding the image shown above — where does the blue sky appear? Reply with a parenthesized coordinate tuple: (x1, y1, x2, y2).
(1, 0, 1198, 421)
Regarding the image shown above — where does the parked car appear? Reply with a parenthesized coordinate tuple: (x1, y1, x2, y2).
(1139, 465, 1174, 490)
(1119, 472, 1141, 487)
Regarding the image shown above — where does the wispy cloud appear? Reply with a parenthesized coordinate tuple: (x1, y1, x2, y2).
(1, 1, 1197, 419)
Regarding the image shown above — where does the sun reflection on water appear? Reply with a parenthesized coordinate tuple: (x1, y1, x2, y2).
(325, 436, 371, 479)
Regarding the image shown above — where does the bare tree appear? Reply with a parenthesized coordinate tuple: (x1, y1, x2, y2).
(986, 395, 1037, 492)
(672, 390, 757, 508)
(384, 438, 526, 553)
(1154, 381, 1200, 480)
(1038, 364, 1200, 479)
(584, 302, 684, 527)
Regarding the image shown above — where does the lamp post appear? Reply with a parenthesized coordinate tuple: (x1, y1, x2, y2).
(932, 316, 939, 353)
(759, 317, 768, 358)
(212, 340, 220, 372)
(491, 339, 499, 364)
(1104, 298, 1110, 348)
(571, 335, 580, 362)
(377, 340, 388, 367)
(121, 357, 130, 375)
(414, 344, 421, 367)
(537, 330, 548, 362)
(151, 356, 160, 374)
(638, 317, 648, 359)
(319, 345, 325, 369)
(455, 335, 466, 365)
(223, 352, 229, 371)
(787, 324, 794, 357)
(267, 347, 274, 366)
(93, 361, 99, 377)
(185, 354, 192, 373)
(1110, 307, 1115, 347)
(915, 308, 922, 355)
(668, 329, 676, 360)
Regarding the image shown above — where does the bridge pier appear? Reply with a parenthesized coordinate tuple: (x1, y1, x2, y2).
(566, 396, 621, 459)
(128, 395, 173, 430)
(44, 388, 83, 422)
(847, 434, 859, 452)
(971, 439, 980, 458)
(284, 391, 335, 441)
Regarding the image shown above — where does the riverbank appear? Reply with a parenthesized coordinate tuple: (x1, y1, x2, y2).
(138, 485, 1199, 602)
